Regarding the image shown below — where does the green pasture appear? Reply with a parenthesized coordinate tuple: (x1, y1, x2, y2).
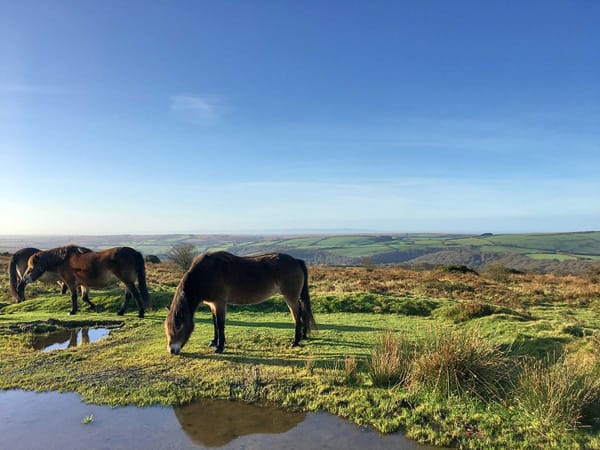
(1, 287, 600, 449)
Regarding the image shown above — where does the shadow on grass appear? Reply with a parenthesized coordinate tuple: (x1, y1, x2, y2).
(179, 346, 325, 369)
(221, 318, 377, 333)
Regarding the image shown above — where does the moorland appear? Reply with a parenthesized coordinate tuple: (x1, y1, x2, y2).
(1, 240, 600, 448)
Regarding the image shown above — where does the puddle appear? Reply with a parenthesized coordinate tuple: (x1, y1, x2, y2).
(0, 390, 438, 450)
(32, 327, 112, 352)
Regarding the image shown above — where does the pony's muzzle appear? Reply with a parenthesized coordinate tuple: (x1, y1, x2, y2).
(23, 274, 33, 284)
(169, 344, 181, 355)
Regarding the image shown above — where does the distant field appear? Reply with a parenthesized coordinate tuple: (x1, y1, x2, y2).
(1, 231, 599, 274)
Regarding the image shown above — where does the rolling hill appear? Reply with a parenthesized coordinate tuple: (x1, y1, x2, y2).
(1, 231, 599, 274)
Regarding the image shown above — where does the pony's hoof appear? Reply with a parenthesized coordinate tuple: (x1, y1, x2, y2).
(117, 310, 125, 316)
(208, 340, 217, 347)
(68, 310, 77, 315)
(138, 312, 145, 319)
(290, 342, 300, 348)
(214, 347, 224, 354)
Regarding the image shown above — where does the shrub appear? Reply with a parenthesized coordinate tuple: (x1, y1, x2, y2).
(360, 256, 375, 272)
(515, 355, 600, 433)
(422, 280, 474, 296)
(166, 244, 196, 271)
(368, 330, 414, 388)
(440, 264, 479, 275)
(411, 327, 513, 399)
(443, 301, 496, 322)
(482, 264, 524, 281)
(144, 255, 161, 264)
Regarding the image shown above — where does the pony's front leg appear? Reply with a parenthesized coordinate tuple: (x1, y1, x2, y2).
(16, 281, 26, 303)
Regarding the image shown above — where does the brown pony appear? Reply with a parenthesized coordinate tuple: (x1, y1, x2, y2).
(165, 251, 316, 354)
(8, 247, 90, 302)
(23, 245, 150, 317)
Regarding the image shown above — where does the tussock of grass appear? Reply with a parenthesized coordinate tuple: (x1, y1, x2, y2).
(368, 330, 414, 388)
(411, 328, 513, 399)
(515, 355, 600, 433)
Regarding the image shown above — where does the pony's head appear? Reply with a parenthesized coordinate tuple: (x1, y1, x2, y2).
(22, 245, 84, 284)
(22, 251, 49, 283)
(164, 287, 194, 355)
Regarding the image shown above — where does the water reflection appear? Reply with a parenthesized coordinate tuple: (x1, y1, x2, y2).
(174, 399, 305, 447)
(0, 390, 439, 450)
(31, 327, 111, 352)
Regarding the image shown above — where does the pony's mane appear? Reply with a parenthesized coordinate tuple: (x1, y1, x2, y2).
(166, 284, 193, 333)
(36, 245, 92, 270)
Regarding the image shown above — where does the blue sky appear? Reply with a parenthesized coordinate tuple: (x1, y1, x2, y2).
(1, 1, 598, 234)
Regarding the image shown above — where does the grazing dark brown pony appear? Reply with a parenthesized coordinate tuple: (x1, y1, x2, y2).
(8, 247, 90, 302)
(165, 251, 316, 355)
(23, 245, 150, 317)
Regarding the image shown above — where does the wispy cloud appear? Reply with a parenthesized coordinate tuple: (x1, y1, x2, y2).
(0, 83, 70, 94)
(169, 93, 225, 124)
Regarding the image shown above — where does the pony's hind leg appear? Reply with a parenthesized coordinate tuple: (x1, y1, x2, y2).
(117, 291, 131, 316)
(299, 301, 308, 340)
(209, 303, 227, 353)
(284, 295, 303, 348)
(119, 282, 145, 318)
(67, 284, 79, 315)
(209, 312, 218, 347)
(81, 286, 96, 310)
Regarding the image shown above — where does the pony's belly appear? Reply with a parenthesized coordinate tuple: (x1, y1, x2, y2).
(82, 272, 118, 288)
(228, 285, 280, 305)
(37, 272, 61, 284)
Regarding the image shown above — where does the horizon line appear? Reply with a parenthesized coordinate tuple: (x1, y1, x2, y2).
(0, 229, 598, 238)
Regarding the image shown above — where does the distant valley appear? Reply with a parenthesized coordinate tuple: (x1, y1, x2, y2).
(1, 231, 599, 274)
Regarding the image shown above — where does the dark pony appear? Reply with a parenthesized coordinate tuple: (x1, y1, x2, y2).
(23, 245, 150, 317)
(8, 247, 89, 302)
(165, 251, 316, 354)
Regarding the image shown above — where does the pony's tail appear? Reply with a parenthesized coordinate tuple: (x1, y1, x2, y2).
(8, 254, 19, 301)
(298, 259, 317, 334)
(134, 251, 151, 310)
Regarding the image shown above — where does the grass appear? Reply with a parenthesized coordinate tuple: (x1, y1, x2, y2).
(368, 330, 414, 388)
(410, 327, 514, 400)
(82, 414, 94, 425)
(515, 354, 600, 434)
(1, 258, 600, 448)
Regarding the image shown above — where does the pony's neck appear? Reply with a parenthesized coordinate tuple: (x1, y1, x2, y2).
(181, 272, 205, 313)
(42, 251, 65, 271)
